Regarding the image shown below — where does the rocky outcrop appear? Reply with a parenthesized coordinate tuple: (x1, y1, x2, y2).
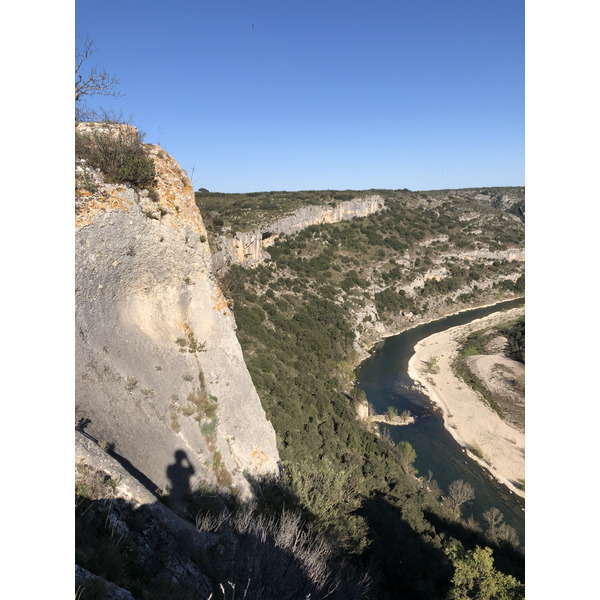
(453, 248, 525, 262)
(75, 430, 215, 597)
(75, 123, 280, 500)
(212, 195, 385, 271)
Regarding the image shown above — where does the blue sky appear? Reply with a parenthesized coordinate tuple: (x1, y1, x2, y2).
(75, 0, 524, 192)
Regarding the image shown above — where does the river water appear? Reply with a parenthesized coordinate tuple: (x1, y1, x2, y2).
(356, 299, 525, 543)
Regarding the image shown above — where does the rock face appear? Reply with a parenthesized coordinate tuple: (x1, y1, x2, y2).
(75, 123, 280, 499)
(212, 195, 385, 271)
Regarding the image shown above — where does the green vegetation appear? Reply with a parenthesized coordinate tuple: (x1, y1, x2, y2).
(285, 458, 369, 554)
(454, 354, 503, 417)
(77, 466, 371, 599)
(75, 126, 155, 188)
(187, 385, 218, 426)
(428, 356, 441, 374)
(211, 189, 525, 333)
(386, 406, 398, 421)
(200, 416, 219, 436)
(221, 188, 525, 597)
(454, 314, 525, 427)
(461, 330, 489, 356)
(169, 411, 180, 433)
(468, 441, 487, 462)
(459, 314, 525, 364)
(175, 323, 207, 354)
(197, 189, 525, 266)
(455, 327, 504, 414)
(446, 545, 524, 600)
(499, 317, 525, 363)
(212, 451, 232, 488)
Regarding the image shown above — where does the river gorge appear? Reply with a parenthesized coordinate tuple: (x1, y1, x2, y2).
(356, 299, 525, 543)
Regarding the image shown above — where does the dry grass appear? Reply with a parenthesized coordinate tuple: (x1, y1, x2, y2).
(75, 460, 121, 502)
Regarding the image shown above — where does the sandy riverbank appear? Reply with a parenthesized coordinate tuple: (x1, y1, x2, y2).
(407, 306, 525, 498)
(355, 296, 524, 364)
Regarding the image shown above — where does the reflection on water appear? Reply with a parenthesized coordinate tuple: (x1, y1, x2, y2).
(356, 299, 525, 542)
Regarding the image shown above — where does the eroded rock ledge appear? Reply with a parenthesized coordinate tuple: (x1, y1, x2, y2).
(212, 195, 385, 271)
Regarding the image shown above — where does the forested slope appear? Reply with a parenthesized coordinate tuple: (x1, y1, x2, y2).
(207, 187, 525, 599)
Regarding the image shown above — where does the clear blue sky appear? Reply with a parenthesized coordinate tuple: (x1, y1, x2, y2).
(76, 0, 524, 192)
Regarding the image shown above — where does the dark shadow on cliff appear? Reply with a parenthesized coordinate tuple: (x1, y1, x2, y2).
(423, 509, 525, 583)
(75, 437, 524, 599)
(356, 493, 525, 600)
(76, 421, 161, 500)
(165, 450, 195, 516)
(357, 493, 454, 600)
(76, 472, 370, 600)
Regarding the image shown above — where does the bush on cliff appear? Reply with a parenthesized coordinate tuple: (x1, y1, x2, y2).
(75, 125, 156, 188)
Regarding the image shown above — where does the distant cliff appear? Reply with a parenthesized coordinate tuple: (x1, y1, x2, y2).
(212, 195, 385, 271)
(75, 123, 280, 500)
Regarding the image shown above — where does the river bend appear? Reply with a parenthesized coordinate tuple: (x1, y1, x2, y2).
(356, 299, 525, 542)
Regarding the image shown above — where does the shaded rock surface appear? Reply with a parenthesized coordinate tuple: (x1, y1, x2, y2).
(75, 432, 366, 600)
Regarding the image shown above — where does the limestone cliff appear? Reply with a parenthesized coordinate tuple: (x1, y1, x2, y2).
(75, 123, 280, 500)
(212, 195, 385, 271)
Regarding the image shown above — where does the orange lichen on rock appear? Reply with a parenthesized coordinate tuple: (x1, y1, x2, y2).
(75, 186, 134, 230)
(75, 123, 209, 240)
(251, 447, 268, 466)
(212, 288, 231, 317)
(146, 146, 208, 236)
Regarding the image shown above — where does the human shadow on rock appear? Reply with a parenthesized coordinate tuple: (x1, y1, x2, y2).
(165, 449, 196, 516)
(76, 472, 370, 600)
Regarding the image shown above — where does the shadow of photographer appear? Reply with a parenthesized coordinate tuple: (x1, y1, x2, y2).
(166, 449, 195, 515)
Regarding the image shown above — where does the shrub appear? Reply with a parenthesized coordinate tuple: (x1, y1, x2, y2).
(386, 406, 398, 422)
(170, 412, 180, 433)
(200, 417, 218, 436)
(212, 451, 233, 488)
(427, 356, 441, 374)
(446, 545, 524, 599)
(285, 458, 369, 553)
(194, 504, 369, 598)
(499, 317, 525, 363)
(75, 126, 155, 188)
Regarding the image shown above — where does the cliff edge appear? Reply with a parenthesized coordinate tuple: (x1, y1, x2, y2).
(212, 195, 385, 271)
(75, 123, 280, 501)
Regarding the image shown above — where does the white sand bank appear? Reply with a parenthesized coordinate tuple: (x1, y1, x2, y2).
(407, 307, 525, 498)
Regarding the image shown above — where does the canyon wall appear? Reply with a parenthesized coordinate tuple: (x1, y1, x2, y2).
(212, 195, 385, 271)
(75, 123, 280, 500)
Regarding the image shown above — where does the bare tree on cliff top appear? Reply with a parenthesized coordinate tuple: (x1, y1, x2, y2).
(75, 34, 123, 120)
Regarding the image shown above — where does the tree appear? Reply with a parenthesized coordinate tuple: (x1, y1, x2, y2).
(427, 356, 441, 374)
(395, 440, 417, 476)
(423, 470, 442, 500)
(284, 457, 369, 553)
(385, 405, 398, 422)
(447, 479, 475, 517)
(446, 545, 524, 600)
(496, 523, 520, 549)
(483, 507, 504, 539)
(75, 34, 123, 119)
